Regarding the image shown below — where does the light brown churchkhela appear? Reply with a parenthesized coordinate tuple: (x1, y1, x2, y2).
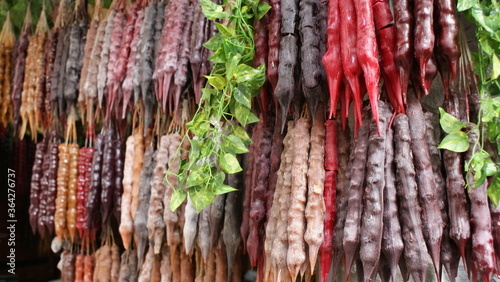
(148, 134, 169, 254)
(95, 244, 112, 282)
(55, 143, 70, 240)
(130, 130, 144, 221)
(78, 0, 100, 112)
(160, 244, 172, 282)
(96, 9, 116, 109)
(0, 12, 15, 127)
(119, 135, 135, 249)
(151, 251, 162, 282)
(273, 121, 294, 281)
(304, 108, 326, 272)
(66, 143, 79, 242)
(19, 9, 48, 139)
(75, 254, 84, 282)
(138, 246, 154, 282)
(287, 116, 311, 281)
(83, 254, 94, 282)
(111, 244, 120, 282)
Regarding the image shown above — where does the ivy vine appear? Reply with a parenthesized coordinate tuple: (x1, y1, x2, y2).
(168, 0, 270, 212)
(439, 0, 500, 205)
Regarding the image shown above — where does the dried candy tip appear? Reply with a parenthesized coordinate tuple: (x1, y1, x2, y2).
(309, 245, 320, 274)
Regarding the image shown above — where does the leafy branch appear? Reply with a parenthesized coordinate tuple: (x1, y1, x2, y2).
(439, 0, 500, 205)
(167, 0, 270, 212)
(439, 105, 500, 204)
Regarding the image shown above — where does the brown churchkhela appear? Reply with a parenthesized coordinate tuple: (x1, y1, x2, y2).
(393, 113, 428, 282)
(360, 101, 390, 281)
(343, 108, 370, 276)
(331, 123, 350, 278)
(381, 117, 404, 282)
(466, 127, 496, 282)
(407, 92, 443, 277)
(247, 118, 273, 267)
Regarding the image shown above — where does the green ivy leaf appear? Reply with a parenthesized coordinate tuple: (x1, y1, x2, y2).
(201, 88, 217, 101)
(234, 64, 266, 90)
(438, 132, 470, 152)
(189, 139, 201, 160)
(233, 103, 259, 126)
(473, 167, 487, 187)
(170, 189, 187, 212)
(187, 112, 211, 136)
(215, 184, 238, 195)
(471, 4, 498, 34)
(236, 82, 258, 101)
(189, 187, 216, 213)
(231, 125, 253, 146)
(225, 55, 241, 81)
(234, 103, 250, 126)
(482, 98, 495, 122)
(471, 51, 490, 76)
(256, 2, 272, 20)
(248, 112, 259, 124)
(186, 170, 207, 188)
(203, 32, 223, 50)
(222, 134, 249, 154)
(487, 119, 500, 142)
(200, 0, 229, 20)
(233, 86, 251, 109)
(219, 153, 243, 173)
(487, 175, 500, 207)
(470, 150, 490, 168)
(215, 22, 235, 36)
(201, 139, 216, 157)
(207, 75, 226, 90)
(492, 55, 500, 80)
(457, 0, 477, 11)
(214, 171, 226, 186)
(439, 108, 466, 133)
(468, 150, 494, 187)
(208, 48, 227, 64)
(492, 96, 500, 108)
(484, 160, 498, 177)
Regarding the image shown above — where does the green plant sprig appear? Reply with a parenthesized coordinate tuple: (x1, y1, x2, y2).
(439, 0, 500, 206)
(438, 105, 500, 205)
(166, 0, 270, 213)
